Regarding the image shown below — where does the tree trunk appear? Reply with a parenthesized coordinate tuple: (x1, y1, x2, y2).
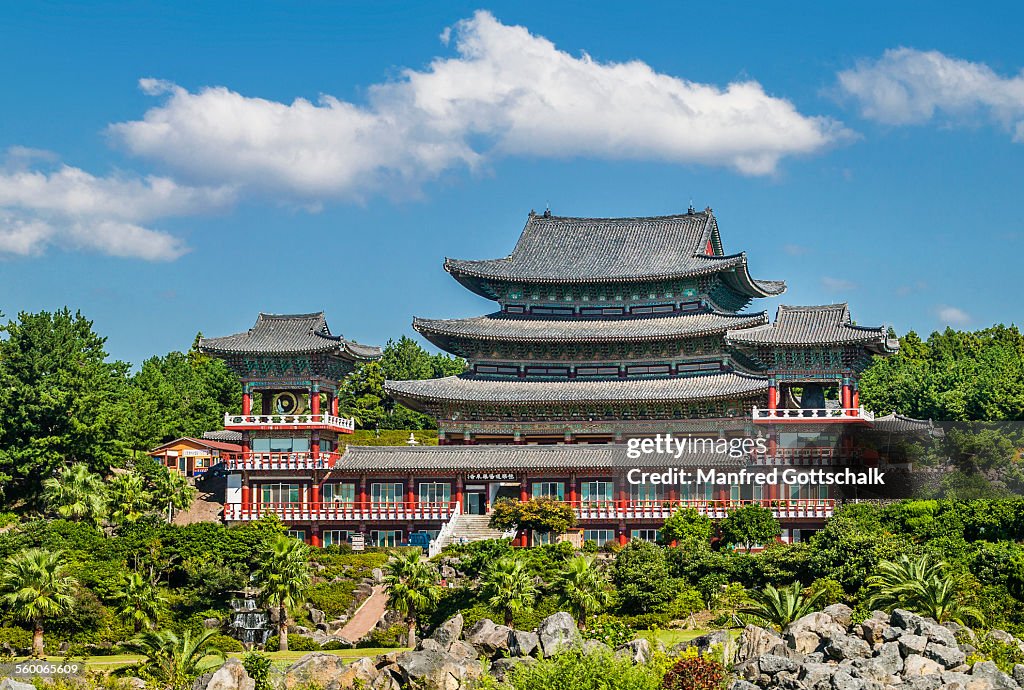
(32, 621, 44, 658)
(407, 619, 417, 649)
(279, 604, 288, 652)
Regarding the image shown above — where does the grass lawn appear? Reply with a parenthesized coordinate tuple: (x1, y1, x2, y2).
(640, 628, 740, 649)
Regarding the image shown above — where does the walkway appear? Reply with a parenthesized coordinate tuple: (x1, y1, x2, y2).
(337, 585, 388, 643)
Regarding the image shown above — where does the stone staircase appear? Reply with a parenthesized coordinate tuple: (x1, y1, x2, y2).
(440, 514, 510, 549)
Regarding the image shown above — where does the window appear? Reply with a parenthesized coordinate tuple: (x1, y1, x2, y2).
(581, 481, 612, 502)
(531, 306, 574, 316)
(532, 531, 557, 546)
(576, 366, 620, 377)
(371, 483, 403, 503)
(322, 530, 350, 546)
(525, 366, 569, 377)
(626, 364, 671, 376)
(532, 482, 565, 500)
(418, 482, 451, 504)
(505, 305, 526, 314)
(370, 530, 402, 547)
(630, 483, 663, 502)
(287, 530, 306, 541)
(261, 483, 299, 504)
(251, 437, 310, 453)
(631, 529, 660, 542)
(583, 529, 616, 546)
(322, 483, 355, 503)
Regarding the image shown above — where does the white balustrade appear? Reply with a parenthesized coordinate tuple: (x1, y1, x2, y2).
(223, 412, 356, 431)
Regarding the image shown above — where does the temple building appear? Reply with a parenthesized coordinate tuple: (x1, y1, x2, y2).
(203, 208, 903, 549)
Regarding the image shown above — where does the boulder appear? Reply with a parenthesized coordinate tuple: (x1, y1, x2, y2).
(830, 669, 869, 690)
(734, 624, 785, 664)
(920, 620, 958, 648)
(687, 629, 729, 653)
(489, 657, 537, 682)
(971, 661, 1021, 690)
(329, 657, 379, 690)
(891, 609, 927, 632)
(728, 682, 760, 690)
(308, 607, 326, 627)
(823, 603, 855, 630)
(431, 613, 464, 650)
(448, 640, 478, 661)
(823, 634, 871, 660)
(614, 638, 652, 665)
(798, 661, 837, 688)
(898, 633, 929, 657)
(859, 617, 887, 645)
(465, 619, 512, 658)
(582, 639, 611, 655)
(924, 641, 966, 669)
(195, 659, 255, 690)
(537, 612, 582, 658)
(394, 648, 483, 690)
(125, 679, 148, 690)
(508, 630, 539, 657)
(903, 654, 943, 677)
(282, 652, 348, 690)
(0, 681, 35, 690)
(784, 612, 845, 654)
(757, 653, 799, 675)
(1015, 665, 1024, 687)
(904, 675, 944, 690)
(943, 671, 995, 690)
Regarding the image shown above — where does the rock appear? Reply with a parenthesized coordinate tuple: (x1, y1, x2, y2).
(758, 653, 799, 675)
(465, 619, 512, 658)
(537, 612, 582, 658)
(308, 607, 326, 626)
(903, 654, 943, 677)
(920, 621, 958, 648)
(734, 624, 785, 664)
(330, 657, 379, 690)
(192, 659, 255, 690)
(924, 641, 966, 669)
(489, 657, 536, 682)
(282, 652, 348, 690)
(881, 626, 902, 642)
(419, 638, 445, 653)
(860, 618, 887, 645)
(431, 613, 464, 650)
(798, 661, 836, 688)
(854, 654, 903, 683)
(728, 682, 760, 690)
(508, 630, 539, 657)
(582, 639, 611, 655)
(830, 669, 869, 690)
(448, 640, 478, 661)
(971, 661, 1021, 690)
(991, 630, 1015, 645)
(823, 604, 855, 630)
(372, 568, 384, 583)
(125, 679, 148, 690)
(687, 629, 729, 653)
(891, 609, 927, 632)
(1015, 665, 1024, 687)
(904, 675, 943, 690)
(614, 638, 652, 665)
(0, 681, 36, 690)
(824, 634, 871, 660)
(943, 671, 995, 690)
(203, 617, 221, 629)
(394, 648, 483, 690)
(898, 633, 929, 657)
(947, 622, 977, 644)
(784, 612, 846, 654)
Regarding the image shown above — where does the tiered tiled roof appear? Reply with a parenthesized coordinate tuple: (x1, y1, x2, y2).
(414, 310, 768, 345)
(444, 211, 785, 297)
(199, 313, 381, 360)
(338, 444, 743, 471)
(872, 413, 940, 434)
(726, 304, 899, 353)
(386, 371, 767, 407)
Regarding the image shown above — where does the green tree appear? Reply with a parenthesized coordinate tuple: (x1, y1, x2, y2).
(130, 628, 225, 690)
(720, 505, 781, 553)
(0, 548, 78, 657)
(551, 556, 612, 629)
(866, 554, 983, 625)
(482, 556, 538, 626)
(612, 540, 672, 614)
(111, 571, 165, 632)
(107, 472, 153, 524)
(382, 550, 440, 647)
(252, 534, 311, 652)
(42, 463, 108, 526)
(0, 309, 130, 503)
(149, 466, 197, 523)
(740, 582, 824, 630)
(660, 507, 713, 550)
(488, 498, 577, 536)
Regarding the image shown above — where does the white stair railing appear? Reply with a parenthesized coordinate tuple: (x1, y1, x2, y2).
(429, 501, 462, 559)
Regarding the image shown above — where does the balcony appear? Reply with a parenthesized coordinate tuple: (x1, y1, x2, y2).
(749, 447, 838, 466)
(752, 407, 874, 425)
(224, 498, 834, 523)
(224, 452, 343, 471)
(223, 413, 356, 433)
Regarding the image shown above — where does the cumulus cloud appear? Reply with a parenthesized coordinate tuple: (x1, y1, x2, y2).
(821, 276, 858, 292)
(937, 305, 972, 326)
(110, 11, 844, 199)
(0, 159, 235, 260)
(838, 48, 1024, 141)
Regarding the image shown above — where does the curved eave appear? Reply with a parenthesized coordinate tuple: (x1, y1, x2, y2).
(412, 311, 770, 347)
(726, 326, 895, 351)
(198, 340, 381, 361)
(385, 372, 768, 412)
(713, 253, 787, 298)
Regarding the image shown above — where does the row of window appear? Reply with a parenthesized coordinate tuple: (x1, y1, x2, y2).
(505, 301, 701, 316)
(474, 360, 723, 378)
(261, 481, 829, 504)
(287, 529, 404, 547)
(250, 437, 336, 454)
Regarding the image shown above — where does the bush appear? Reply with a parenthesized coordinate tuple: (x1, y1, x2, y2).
(0, 626, 32, 653)
(613, 541, 673, 614)
(207, 633, 244, 653)
(362, 623, 408, 649)
(582, 619, 636, 647)
(805, 578, 845, 606)
(264, 634, 319, 652)
(306, 580, 357, 618)
(662, 653, 726, 690)
(242, 651, 274, 690)
(490, 648, 663, 689)
(582, 540, 598, 554)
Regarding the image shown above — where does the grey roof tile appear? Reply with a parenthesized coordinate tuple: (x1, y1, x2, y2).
(198, 312, 382, 360)
(726, 304, 897, 351)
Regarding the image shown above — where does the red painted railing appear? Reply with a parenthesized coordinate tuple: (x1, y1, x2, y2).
(223, 498, 834, 522)
(752, 407, 873, 423)
(223, 412, 356, 432)
(224, 452, 343, 471)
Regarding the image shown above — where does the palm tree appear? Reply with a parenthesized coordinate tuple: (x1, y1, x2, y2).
(252, 534, 311, 652)
(0, 549, 78, 657)
(108, 472, 152, 524)
(482, 556, 538, 626)
(111, 572, 165, 632)
(150, 468, 196, 523)
(866, 554, 982, 625)
(739, 582, 824, 629)
(383, 550, 440, 648)
(42, 463, 107, 525)
(130, 628, 224, 690)
(551, 555, 612, 629)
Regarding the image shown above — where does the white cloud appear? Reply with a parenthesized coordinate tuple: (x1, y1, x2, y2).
(937, 305, 972, 326)
(783, 243, 811, 256)
(0, 158, 235, 260)
(821, 276, 858, 292)
(838, 48, 1024, 141)
(110, 11, 845, 200)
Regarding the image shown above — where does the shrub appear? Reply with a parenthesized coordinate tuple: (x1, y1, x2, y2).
(207, 633, 244, 652)
(806, 578, 845, 606)
(582, 619, 636, 647)
(362, 623, 408, 649)
(306, 580, 357, 618)
(264, 634, 319, 652)
(582, 540, 598, 554)
(662, 653, 726, 690)
(0, 626, 32, 653)
(493, 648, 663, 689)
(969, 632, 1024, 673)
(242, 651, 274, 690)
(613, 541, 673, 614)
(665, 588, 705, 620)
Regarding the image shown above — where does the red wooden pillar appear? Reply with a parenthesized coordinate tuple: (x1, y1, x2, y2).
(768, 380, 777, 411)
(455, 475, 464, 511)
(841, 381, 851, 410)
(520, 479, 529, 503)
(406, 476, 416, 516)
(358, 477, 368, 514)
(241, 483, 251, 517)
(310, 527, 321, 548)
(310, 386, 321, 416)
(242, 390, 252, 415)
(852, 385, 860, 410)
(618, 522, 628, 546)
(311, 431, 320, 458)
(330, 393, 339, 417)
(568, 474, 578, 505)
(311, 483, 320, 514)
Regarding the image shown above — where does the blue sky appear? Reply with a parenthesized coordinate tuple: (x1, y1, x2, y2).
(2, 1, 1022, 365)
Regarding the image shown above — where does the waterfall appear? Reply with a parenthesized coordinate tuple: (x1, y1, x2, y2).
(229, 589, 270, 648)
